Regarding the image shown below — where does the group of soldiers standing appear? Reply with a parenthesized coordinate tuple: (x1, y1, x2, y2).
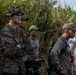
(1, 4, 76, 75)
(0, 5, 43, 75)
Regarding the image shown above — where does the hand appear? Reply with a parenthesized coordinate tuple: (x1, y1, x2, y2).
(35, 59, 45, 62)
(17, 44, 21, 48)
(17, 44, 26, 50)
(35, 59, 40, 62)
(60, 69, 68, 75)
(35, 59, 42, 66)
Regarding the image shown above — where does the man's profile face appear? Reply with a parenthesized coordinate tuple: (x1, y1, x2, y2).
(19, 21, 27, 28)
(30, 30, 38, 37)
(67, 29, 75, 38)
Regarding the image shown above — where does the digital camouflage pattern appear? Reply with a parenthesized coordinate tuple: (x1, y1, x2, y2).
(0, 34, 5, 73)
(6, 5, 24, 16)
(0, 24, 32, 73)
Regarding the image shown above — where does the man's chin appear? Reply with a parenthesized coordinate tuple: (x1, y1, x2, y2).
(71, 36, 74, 38)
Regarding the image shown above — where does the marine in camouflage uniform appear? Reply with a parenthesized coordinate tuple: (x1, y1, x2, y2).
(0, 34, 5, 74)
(0, 5, 31, 75)
(18, 16, 33, 62)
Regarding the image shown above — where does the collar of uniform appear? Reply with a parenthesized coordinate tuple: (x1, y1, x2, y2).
(6, 24, 17, 32)
(60, 36, 68, 45)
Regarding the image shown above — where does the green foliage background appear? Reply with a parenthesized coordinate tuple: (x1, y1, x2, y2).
(0, 0, 76, 75)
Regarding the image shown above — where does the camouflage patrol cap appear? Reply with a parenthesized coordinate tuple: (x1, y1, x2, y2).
(29, 25, 39, 31)
(62, 23, 76, 31)
(21, 16, 29, 21)
(6, 5, 24, 17)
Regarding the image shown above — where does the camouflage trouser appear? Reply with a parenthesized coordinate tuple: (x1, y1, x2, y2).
(25, 61, 41, 75)
(0, 72, 23, 75)
(1, 73, 23, 75)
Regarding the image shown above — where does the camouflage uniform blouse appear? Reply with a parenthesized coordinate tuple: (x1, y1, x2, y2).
(0, 24, 31, 73)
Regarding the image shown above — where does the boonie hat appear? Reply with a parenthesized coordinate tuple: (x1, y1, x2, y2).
(6, 5, 24, 16)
